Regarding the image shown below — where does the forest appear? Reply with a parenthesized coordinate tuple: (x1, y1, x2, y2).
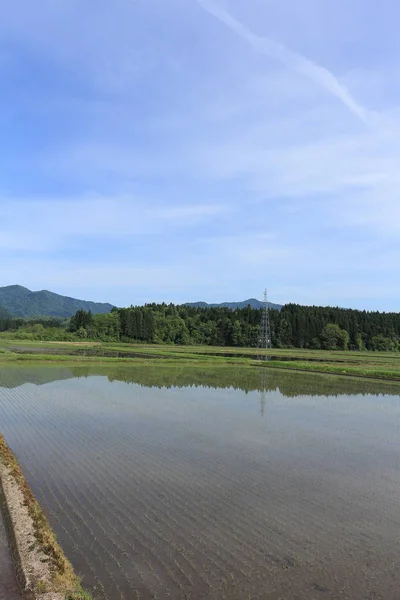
(1, 303, 400, 351)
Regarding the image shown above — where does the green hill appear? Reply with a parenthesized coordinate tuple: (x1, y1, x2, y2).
(0, 285, 114, 318)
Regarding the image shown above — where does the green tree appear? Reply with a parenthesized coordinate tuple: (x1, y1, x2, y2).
(355, 333, 364, 351)
(320, 323, 350, 350)
(69, 310, 93, 332)
(231, 320, 243, 346)
(370, 334, 396, 352)
(28, 301, 400, 351)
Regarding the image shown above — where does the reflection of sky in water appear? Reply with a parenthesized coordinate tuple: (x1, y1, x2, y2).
(1, 369, 400, 484)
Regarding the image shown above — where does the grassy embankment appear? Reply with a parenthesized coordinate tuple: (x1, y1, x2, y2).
(1, 339, 400, 382)
(0, 434, 92, 599)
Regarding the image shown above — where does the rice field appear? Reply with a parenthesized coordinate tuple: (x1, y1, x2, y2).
(1, 366, 400, 600)
(2, 339, 400, 382)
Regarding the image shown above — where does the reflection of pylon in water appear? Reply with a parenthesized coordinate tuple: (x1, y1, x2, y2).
(259, 368, 267, 417)
(260, 391, 266, 417)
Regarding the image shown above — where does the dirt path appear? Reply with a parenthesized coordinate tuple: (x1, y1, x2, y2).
(0, 511, 22, 600)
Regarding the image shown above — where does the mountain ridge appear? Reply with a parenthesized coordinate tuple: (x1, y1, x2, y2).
(0, 285, 281, 318)
(0, 285, 114, 318)
(185, 298, 282, 310)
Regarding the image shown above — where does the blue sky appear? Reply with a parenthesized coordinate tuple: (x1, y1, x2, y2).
(1, 0, 399, 310)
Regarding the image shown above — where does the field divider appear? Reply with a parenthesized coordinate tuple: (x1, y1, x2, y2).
(0, 433, 92, 600)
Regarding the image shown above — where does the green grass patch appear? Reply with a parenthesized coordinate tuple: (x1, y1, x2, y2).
(259, 359, 400, 381)
(1, 339, 400, 382)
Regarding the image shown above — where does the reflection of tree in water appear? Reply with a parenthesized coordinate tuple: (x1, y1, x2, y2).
(96, 366, 400, 398)
(0, 366, 77, 389)
(1, 365, 400, 399)
(98, 365, 400, 398)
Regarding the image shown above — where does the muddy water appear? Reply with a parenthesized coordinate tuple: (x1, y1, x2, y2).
(0, 508, 22, 599)
(0, 366, 400, 600)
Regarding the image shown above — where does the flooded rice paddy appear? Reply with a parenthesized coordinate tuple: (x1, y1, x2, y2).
(0, 366, 400, 600)
(0, 496, 22, 600)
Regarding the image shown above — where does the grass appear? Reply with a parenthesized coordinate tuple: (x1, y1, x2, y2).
(257, 359, 400, 381)
(66, 592, 94, 600)
(0, 434, 93, 599)
(0, 339, 400, 382)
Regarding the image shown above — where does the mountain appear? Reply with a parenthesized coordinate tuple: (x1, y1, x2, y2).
(0, 285, 114, 318)
(0, 305, 12, 318)
(186, 298, 282, 310)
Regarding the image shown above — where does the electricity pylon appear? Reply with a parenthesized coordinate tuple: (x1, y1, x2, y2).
(258, 289, 272, 353)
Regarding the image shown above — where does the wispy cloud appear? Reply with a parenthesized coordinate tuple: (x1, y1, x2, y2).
(1, 0, 400, 309)
(197, 0, 369, 123)
(0, 196, 227, 252)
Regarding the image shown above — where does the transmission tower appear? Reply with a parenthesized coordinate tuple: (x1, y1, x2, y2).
(258, 289, 272, 352)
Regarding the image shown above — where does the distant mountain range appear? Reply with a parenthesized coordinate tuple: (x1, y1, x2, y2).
(0, 285, 281, 319)
(0, 285, 114, 318)
(186, 298, 282, 311)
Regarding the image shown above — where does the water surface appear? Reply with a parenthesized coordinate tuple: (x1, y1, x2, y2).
(0, 366, 399, 600)
(0, 506, 22, 600)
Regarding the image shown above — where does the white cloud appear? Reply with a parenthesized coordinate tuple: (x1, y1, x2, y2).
(2, 0, 400, 308)
(197, 0, 369, 122)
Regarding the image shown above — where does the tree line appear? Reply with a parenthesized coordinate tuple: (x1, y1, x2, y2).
(2, 303, 400, 351)
(67, 303, 400, 351)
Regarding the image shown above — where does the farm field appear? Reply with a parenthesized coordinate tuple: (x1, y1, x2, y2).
(1, 365, 400, 599)
(1, 339, 400, 382)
